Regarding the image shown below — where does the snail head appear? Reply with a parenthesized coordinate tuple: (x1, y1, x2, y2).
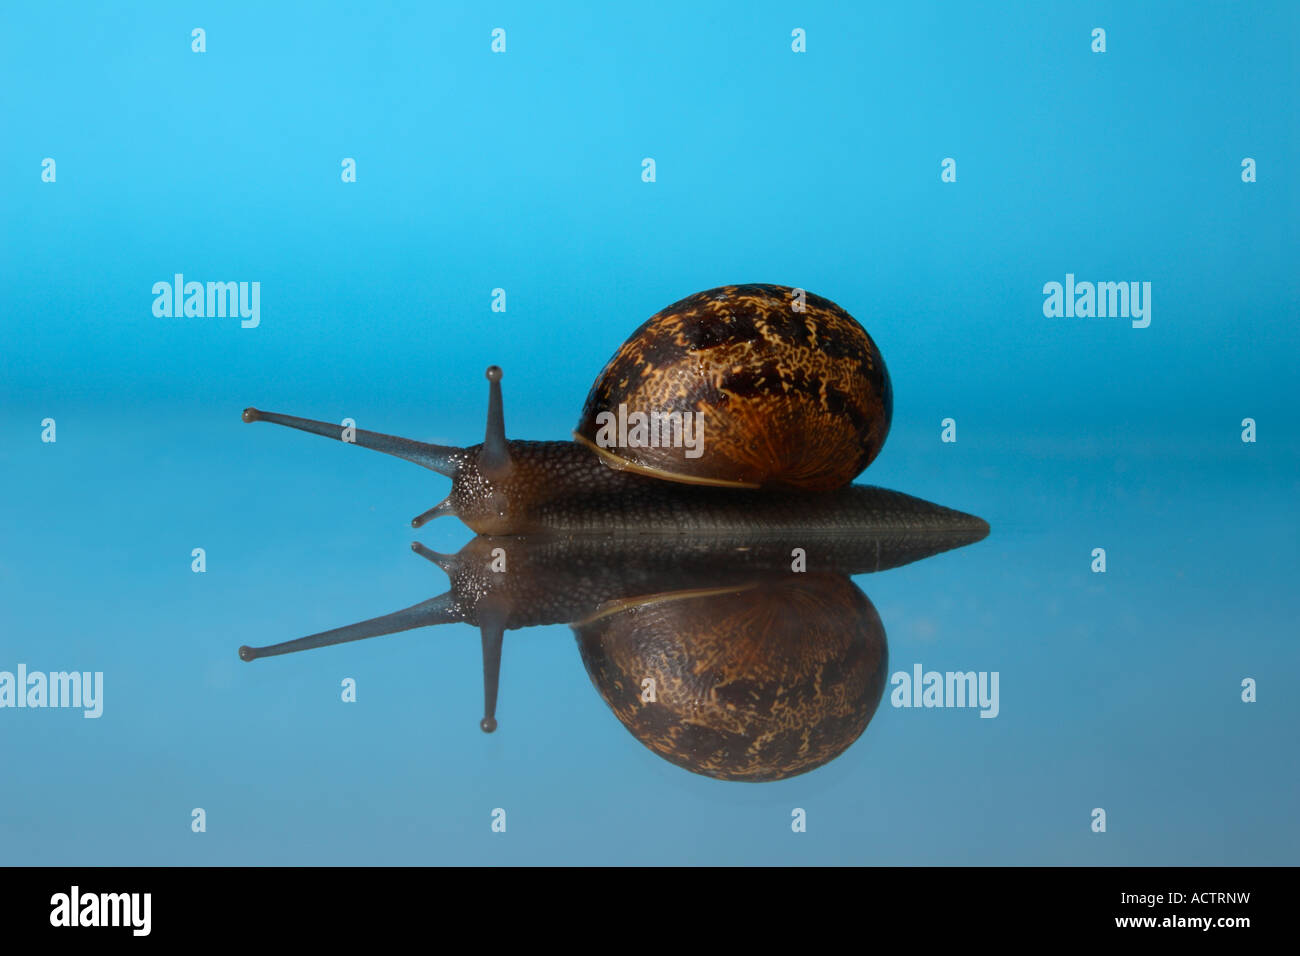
(243, 366, 542, 535)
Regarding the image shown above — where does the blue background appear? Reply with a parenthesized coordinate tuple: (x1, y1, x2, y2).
(1, 1, 1296, 864)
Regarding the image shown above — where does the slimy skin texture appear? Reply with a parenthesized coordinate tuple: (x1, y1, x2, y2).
(441, 439, 985, 536)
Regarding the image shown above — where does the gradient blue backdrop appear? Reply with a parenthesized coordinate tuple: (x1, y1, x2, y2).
(2, 1, 1296, 864)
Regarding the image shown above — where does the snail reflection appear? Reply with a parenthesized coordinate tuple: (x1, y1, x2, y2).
(576, 571, 885, 781)
(239, 502, 988, 782)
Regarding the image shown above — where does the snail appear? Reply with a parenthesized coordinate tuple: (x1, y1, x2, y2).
(237, 515, 988, 777)
(241, 284, 906, 535)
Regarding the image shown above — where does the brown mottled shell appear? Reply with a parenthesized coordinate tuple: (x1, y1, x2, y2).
(574, 283, 892, 490)
(574, 573, 888, 782)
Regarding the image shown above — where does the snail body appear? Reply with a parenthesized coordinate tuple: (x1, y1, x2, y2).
(242, 284, 898, 535)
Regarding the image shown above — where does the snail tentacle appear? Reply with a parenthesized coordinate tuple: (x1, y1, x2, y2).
(478, 609, 506, 734)
(237, 593, 463, 661)
(479, 365, 511, 478)
(411, 496, 458, 529)
(410, 541, 459, 571)
(242, 407, 464, 477)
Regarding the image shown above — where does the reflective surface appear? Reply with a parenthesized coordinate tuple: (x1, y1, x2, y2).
(2, 419, 1296, 864)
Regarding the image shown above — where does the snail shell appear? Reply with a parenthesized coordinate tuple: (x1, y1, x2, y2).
(574, 283, 892, 491)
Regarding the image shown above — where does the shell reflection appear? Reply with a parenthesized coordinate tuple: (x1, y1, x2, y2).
(238, 486, 988, 782)
(577, 573, 887, 781)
